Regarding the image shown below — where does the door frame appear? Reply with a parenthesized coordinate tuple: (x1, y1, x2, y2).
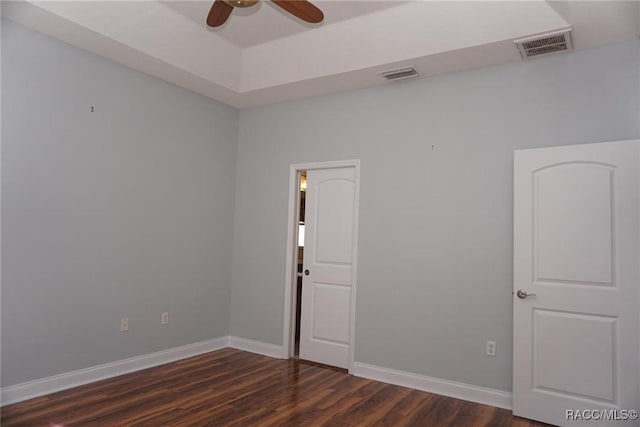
(281, 159, 360, 372)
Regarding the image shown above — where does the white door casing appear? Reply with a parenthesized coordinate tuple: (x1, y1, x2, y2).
(513, 140, 640, 426)
(299, 166, 357, 369)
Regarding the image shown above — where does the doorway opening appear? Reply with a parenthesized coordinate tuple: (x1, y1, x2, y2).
(293, 171, 306, 358)
(282, 160, 360, 372)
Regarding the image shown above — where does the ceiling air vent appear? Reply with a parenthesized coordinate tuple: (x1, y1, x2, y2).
(380, 67, 419, 82)
(515, 29, 573, 59)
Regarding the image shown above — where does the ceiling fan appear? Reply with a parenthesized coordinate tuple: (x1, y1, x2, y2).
(207, 0, 324, 27)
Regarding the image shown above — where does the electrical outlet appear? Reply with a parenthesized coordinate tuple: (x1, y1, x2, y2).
(120, 317, 129, 332)
(486, 340, 496, 357)
(161, 312, 169, 325)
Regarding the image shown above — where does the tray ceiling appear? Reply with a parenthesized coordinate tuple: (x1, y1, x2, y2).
(2, 1, 639, 108)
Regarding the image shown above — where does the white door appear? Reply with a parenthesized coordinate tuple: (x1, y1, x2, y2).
(299, 166, 357, 369)
(513, 140, 640, 426)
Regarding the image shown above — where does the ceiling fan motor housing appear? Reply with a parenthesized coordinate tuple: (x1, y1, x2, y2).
(223, 0, 259, 7)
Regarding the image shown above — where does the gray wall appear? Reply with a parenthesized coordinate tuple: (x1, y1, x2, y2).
(2, 20, 238, 386)
(230, 40, 640, 392)
(3, 16, 640, 395)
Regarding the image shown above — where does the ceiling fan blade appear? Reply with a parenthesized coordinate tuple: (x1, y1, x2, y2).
(207, 0, 234, 27)
(272, 0, 324, 24)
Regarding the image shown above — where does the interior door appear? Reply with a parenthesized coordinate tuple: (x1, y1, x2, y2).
(513, 140, 640, 426)
(299, 166, 357, 369)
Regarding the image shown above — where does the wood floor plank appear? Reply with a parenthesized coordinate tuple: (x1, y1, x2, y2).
(1, 348, 555, 427)
(330, 382, 408, 425)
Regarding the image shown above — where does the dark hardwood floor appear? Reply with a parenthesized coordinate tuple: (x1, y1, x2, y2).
(1, 348, 553, 426)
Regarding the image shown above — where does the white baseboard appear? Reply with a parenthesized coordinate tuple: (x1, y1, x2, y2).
(2, 337, 511, 413)
(228, 336, 283, 359)
(351, 361, 512, 410)
(1, 336, 229, 406)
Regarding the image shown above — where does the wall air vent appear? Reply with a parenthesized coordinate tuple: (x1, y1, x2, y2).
(515, 29, 573, 59)
(380, 67, 419, 82)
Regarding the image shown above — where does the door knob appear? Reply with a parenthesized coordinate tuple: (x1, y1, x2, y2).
(304, 269, 310, 276)
(516, 289, 536, 299)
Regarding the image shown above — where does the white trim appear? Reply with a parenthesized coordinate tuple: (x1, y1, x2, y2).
(281, 165, 300, 359)
(281, 159, 361, 372)
(352, 362, 513, 410)
(1, 336, 229, 406)
(0, 15, 4, 392)
(348, 161, 361, 372)
(228, 336, 283, 359)
(286, 159, 361, 171)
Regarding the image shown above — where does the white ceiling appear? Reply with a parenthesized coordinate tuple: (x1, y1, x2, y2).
(2, 1, 639, 108)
